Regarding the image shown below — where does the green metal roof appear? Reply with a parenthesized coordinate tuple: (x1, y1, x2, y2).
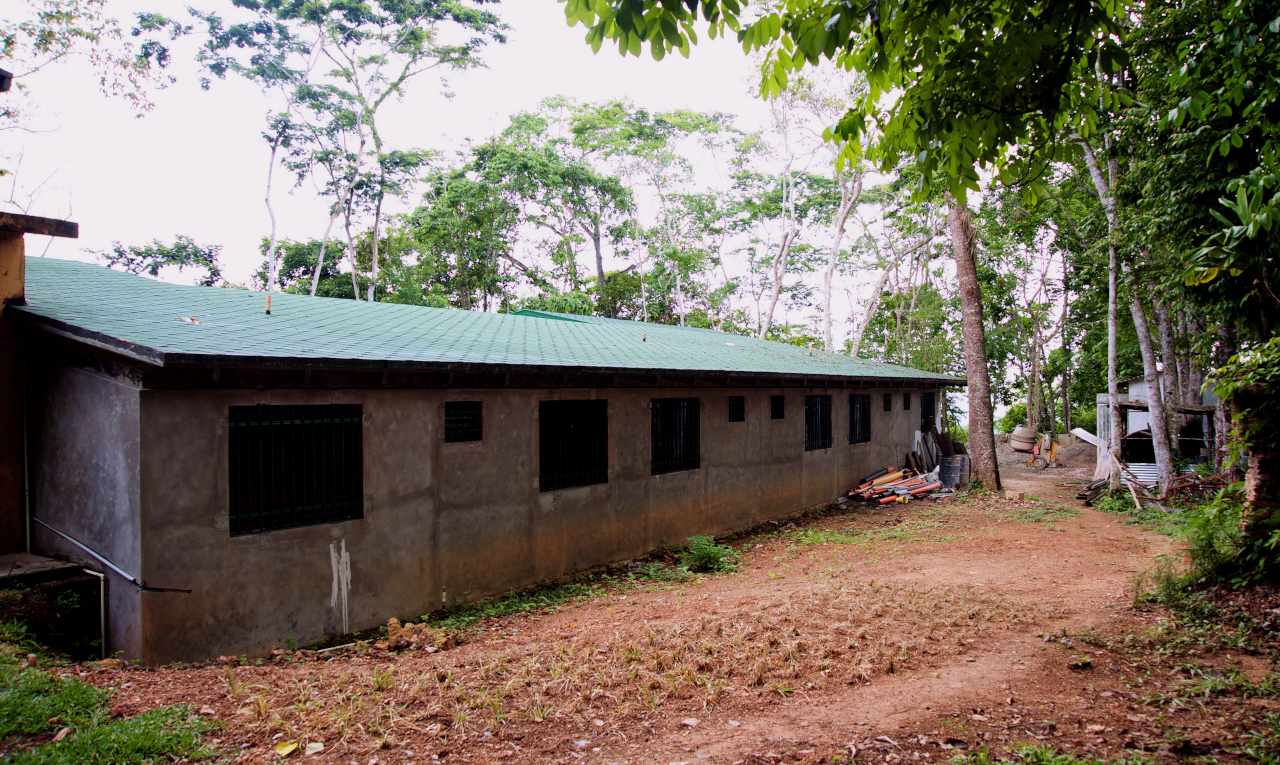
(14, 257, 963, 384)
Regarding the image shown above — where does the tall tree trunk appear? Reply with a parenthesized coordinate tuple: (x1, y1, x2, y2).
(1154, 297, 1183, 445)
(1028, 331, 1042, 434)
(948, 197, 1001, 491)
(264, 130, 284, 293)
(591, 219, 607, 314)
(367, 190, 384, 303)
(1131, 295, 1177, 493)
(1079, 136, 1125, 490)
(1044, 348, 1058, 445)
(310, 209, 341, 297)
(1213, 324, 1239, 473)
(759, 230, 797, 339)
(821, 172, 862, 352)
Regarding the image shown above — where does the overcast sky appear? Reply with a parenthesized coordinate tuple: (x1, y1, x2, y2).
(5, 0, 775, 281)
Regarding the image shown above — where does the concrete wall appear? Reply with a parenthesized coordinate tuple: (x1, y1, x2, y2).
(122, 384, 933, 664)
(27, 354, 143, 659)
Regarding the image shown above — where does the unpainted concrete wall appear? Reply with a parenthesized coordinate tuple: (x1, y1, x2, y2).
(136, 385, 934, 664)
(27, 354, 143, 659)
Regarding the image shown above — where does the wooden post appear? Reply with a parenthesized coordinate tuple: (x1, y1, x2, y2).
(0, 213, 78, 553)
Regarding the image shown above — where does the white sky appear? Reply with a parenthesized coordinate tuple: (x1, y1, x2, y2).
(4, 0, 774, 280)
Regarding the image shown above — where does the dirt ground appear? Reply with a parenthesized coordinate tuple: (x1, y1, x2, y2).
(54, 465, 1280, 765)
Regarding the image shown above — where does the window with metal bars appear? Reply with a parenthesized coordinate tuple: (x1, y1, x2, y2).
(728, 396, 745, 422)
(921, 391, 936, 432)
(444, 401, 482, 442)
(804, 395, 833, 451)
(651, 398, 700, 475)
(849, 393, 871, 444)
(903, 392, 912, 411)
(227, 404, 364, 536)
(539, 400, 608, 492)
(770, 395, 786, 420)
(883, 393, 892, 412)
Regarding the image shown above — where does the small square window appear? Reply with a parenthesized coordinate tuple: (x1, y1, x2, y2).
(770, 395, 786, 420)
(903, 392, 912, 411)
(728, 396, 745, 422)
(444, 401, 482, 442)
(883, 393, 892, 412)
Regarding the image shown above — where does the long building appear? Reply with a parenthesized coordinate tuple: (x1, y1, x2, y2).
(8, 255, 961, 663)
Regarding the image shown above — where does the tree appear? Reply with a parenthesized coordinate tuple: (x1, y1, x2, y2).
(96, 236, 225, 286)
(949, 199, 1002, 491)
(560, 0, 1129, 202)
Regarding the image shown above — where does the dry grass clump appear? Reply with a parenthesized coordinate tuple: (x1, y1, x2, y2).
(220, 582, 1041, 759)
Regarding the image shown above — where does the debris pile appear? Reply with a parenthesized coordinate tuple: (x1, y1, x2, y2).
(379, 618, 456, 652)
(847, 465, 949, 505)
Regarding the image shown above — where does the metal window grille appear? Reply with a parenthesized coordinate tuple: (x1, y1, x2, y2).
(849, 394, 871, 444)
(921, 391, 936, 432)
(883, 393, 892, 412)
(539, 400, 608, 492)
(770, 395, 786, 420)
(651, 398, 700, 475)
(228, 404, 364, 536)
(804, 395, 833, 451)
(444, 401, 483, 443)
(903, 392, 912, 411)
(728, 396, 745, 422)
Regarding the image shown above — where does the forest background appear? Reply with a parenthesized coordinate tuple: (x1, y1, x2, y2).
(5, 0, 1280, 578)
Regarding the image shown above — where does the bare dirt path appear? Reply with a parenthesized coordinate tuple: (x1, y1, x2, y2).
(74, 469, 1269, 765)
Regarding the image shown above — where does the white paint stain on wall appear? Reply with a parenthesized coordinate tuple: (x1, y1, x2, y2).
(329, 540, 351, 634)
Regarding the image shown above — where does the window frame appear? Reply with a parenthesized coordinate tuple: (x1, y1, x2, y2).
(727, 395, 745, 423)
(651, 397, 701, 475)
(883, 393, 892, 412)
(903, 392, 912, 411)
(804, 394, 834, 451)
(849, 393, 872, 444)
(227, 404, 364, 536)
(443, 400, 483, 443)
(538, 399, 609, 492)
(770, 395, 786, 420)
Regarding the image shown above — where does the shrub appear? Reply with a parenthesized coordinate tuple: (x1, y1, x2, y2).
(680, 536, 740, 574)
(1183, 483, 1280, 585)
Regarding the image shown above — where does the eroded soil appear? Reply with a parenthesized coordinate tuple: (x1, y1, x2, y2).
(46, 470, 1280, 764)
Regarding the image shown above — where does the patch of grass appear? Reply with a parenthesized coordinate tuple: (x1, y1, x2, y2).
(1007, 503, 1081, 524)
(791, 528, 862, 545)
(681, 535, 741, 573)
(1235, 711, 1280, 764)
(5, 705, 213, 765)
(0, 663, 110, 737)
(957, 744, 1154, 764)
(1095, 491, 1186, 537)
(0, 623, 213, 764)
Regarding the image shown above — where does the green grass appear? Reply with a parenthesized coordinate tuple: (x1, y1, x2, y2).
(0, 624, 213, 764)
(1007, 503, 1081, 524)
(957, 744, 1155, 765)
(790, 528, 862, 545)
(0, 663, 111, 738)
(1095, 491, 1187, 537)
(5, 706, 213, 765)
